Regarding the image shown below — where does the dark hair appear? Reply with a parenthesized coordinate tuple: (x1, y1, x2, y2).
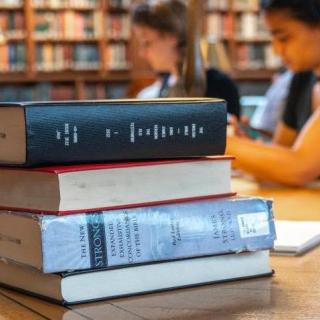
(132, 0, 187, 49)
(261, 0, 320, 26)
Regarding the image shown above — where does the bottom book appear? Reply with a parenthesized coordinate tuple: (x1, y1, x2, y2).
(0, 250, 272, 305)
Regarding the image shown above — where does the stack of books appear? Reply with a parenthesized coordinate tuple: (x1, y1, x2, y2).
(0, 98, 276, 304)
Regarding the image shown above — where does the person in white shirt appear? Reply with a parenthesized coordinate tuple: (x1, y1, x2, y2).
(132, 0, 241, 117)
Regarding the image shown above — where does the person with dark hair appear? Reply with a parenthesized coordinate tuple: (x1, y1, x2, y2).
(250, 69, 294, 135)
(227, 0, 320, 186)
(132, 0, 241, 117)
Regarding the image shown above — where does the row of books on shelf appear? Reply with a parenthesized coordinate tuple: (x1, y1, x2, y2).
(0, 31, 25, 43)
(32, 0, 131, 9)
(0, 14, 130, 42)
(0, 82, 121, 101)
(33, 11, 130, 41)
(36, 43, 100, 71)
(236, 13, 269, 40)
(0, 0, 23, 8)
(0, 12, 25, 39)
(207, 0, 260, 11)
(207, 0, 228, 11)
(33, 0, 131, 9)
(0, 83, 75, 100)
(32, 0, 99, 9)
(109, 0, 131, 9)
(206, 12, 269, 40)
(1, 0, 259, 11)
(107, 14, 130, 40)
(206, 13, 233, 40)
(0, 42, 129, 72)
(106, 42, 129, 70)
(202, 39, 280, 72)
(0, 98, 276, 304)
(34, 11, 101, 40)
(0, 43, 25, 71)
(234, 0, 260, 11)
(236, 43, 282, 70)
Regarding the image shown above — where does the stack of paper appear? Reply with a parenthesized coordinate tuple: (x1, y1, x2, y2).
(274, 221, 320, 255)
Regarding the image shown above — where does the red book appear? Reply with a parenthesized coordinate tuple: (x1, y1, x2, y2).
(0, 157, 234, 215)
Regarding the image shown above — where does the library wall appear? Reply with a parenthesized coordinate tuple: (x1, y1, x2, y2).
(0, 0, 278, 101)
(0, 0, 131, 101)
(205, 0, 281, 80)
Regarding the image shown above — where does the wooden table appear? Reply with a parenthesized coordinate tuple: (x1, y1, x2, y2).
(1, 178, 320, 320)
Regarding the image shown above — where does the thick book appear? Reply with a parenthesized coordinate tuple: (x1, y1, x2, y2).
(0, 250, 273, 305)
(0, 98, 226, 166)
(0, 157, 233, 214)
(0, 196, 276, 273)
(273, 220, 320, 255)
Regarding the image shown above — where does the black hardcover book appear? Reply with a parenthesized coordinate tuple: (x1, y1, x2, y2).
(0, 98, 226, 166)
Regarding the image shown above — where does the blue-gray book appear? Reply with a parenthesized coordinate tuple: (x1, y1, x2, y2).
(0, 98, 226, 166)
(0, 196, 276, 273)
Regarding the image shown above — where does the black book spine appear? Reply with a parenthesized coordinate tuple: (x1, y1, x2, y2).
(25, 101, 226, 166)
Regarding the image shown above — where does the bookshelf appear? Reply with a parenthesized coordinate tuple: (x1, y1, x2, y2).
(130, 0, 280, 95)
(0, 0, 132, 101)
(0, 0, 280, 101)
(205, 0, 281, 81)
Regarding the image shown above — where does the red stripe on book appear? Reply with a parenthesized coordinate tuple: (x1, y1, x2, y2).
(0, 156, 234, 173)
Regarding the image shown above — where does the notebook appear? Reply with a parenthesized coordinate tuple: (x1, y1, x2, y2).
(273, 220, 320, 255)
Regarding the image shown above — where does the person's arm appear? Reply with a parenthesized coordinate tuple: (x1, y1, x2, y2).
(227, 108, 320, 186)
(272, 121, 297, 146)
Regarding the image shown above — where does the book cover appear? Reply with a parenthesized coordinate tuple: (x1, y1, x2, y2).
(0, 250, 272, 305)
(0, 157, 233, 213)
(0, 196, 276, 273)
(0, 98, 226, 166)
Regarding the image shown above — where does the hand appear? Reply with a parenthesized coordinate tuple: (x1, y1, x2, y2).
(227, 114, 253, 139)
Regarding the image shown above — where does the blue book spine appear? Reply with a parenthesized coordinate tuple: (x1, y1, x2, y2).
(8, 44, 17, 69)
(19, 99, 226, 166)
(40, 197, 276, 273)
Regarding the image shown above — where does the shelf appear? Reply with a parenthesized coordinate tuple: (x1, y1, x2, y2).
(235, 37, 271, 43)
(0, 37, 26, 42)
(34, 37, 100, 43)
(233, 8, 259, 13)
(0, 0, 277, 95)
(231, 69, 276, 81)
(0, 0, 132, 100)
(0, 71, 131, 83)
(105, 70, 131, 81)
(108, 7, 129, 14)
(206, 8, 229, 14)
(107, 38, 130, 43)
(205, 35, 232, 41)
(0, 6, 23, 10)
(33, 5, 99, 10)
(0, 72, 27, 82)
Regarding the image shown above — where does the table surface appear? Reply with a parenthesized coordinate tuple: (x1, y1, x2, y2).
(1, 178, 320, 320)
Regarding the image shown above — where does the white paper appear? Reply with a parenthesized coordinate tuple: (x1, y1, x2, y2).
(274, 220, 320, 255)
